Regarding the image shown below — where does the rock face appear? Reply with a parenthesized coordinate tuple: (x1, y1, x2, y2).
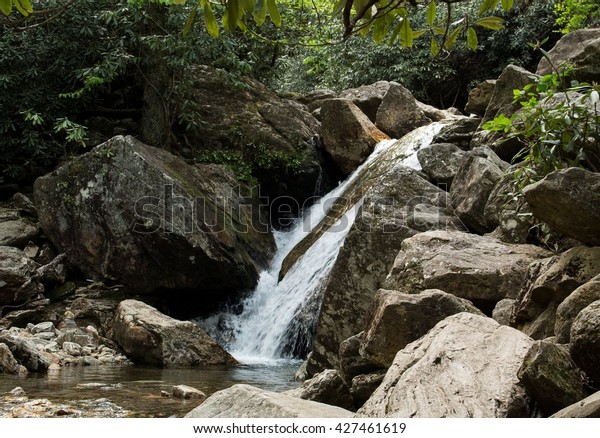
(308, 164, 464, 374)
(34, 135, 275, 302)
(569, 300, 600, 385)
(450, 146, 508, 233)
(536, 28, 600, 83)
(0, 343, 20, 374)
(351, 370, 386, 408)
(417, 143, 466, 189)
(385, 230, 549, 309)
(482, 64, 535, 123)
(555, 275, 600, 343)
(0, 330, 51, 372)
(286, 369, 354, 411)
(338, 332, 379, 384)
(360, 289, 483, 367)
(523, 167, 600, 245)
(111, 300, 237, 367)
(517, 340, 590, 415)
(375, 83, 431, 138)
(465, 80, 496, 116)
(0, 217, 38, 249)
(358, 313, 534, 418)
(431, 117, 480, 149)
(320, 98, 389, 175)
(184, 384, 353, 418)
(551, 391, 600, 418)
(339, 81, 391, 122)
(0, 246, 44, 308)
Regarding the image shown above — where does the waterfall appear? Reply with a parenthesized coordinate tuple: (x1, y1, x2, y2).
(196, 123, 446, 364)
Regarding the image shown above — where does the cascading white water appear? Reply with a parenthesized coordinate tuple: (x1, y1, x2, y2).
(196, 123, 446, 363)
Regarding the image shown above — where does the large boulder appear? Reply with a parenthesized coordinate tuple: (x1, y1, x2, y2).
(320, 98, 389, 175)
(350, 370, 386, 408)
(0, 343, 20, 374)
(184, 384, 353, 418)
(482, 64, 535, 124)
(34, 136, 275, 306)
(338, 332, 380, 384)
(385, 230, 550, 310)
(0, 246, 44, 309)
(0, 213, 38, 249)
(375, 83, 431, 138)
(450, 146, 509, 234)
(555, 275, 600, 343)
(0, 329, 51, 372)
(464, 79, 496, 116)
(569, 300, 600, 386)
(517, 340, 590, 416)
(307, 163, 464, 373)
(417, 143, 466, 189)
(360, 289, 483, 368)
(357, 313, 534, 418)
(536, 28, 600, 83)
(111, 299, 237, 367)
(339, 81, 391, 122)
(523, 167, 600, 246)
(551, 391, 600, 418)
(179, 65, 321, 205)
(431, 117, 481, 150)
(286, 369, 354, 411)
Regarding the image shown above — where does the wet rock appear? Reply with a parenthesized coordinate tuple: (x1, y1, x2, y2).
(357, 313, 534, 418)
(185, 384, 353, 418)
(385, 230, 550, 309)
(417, 143, 466, 189)
(555, 275, 600, 343)
(450, 146, 509, 233)
(0, 343, 20, 374)
(111, 299, 237, 367)
(523, 168, 600, 246)
(569, 300, 600, 386)
(350, 370, 386, 409)
(492, 299, 515, 326)
(57, 328, 96, 348)
(465, 79, 496, 116)
(536, 28, 600, 83)
(551, 391, 600, 418)
(360, 289, 483, 368)
(0, 218, 39, 249)
(62, 341, 81, 356)
(320, 98, 389, 175)
(172, 385, 207, 400)
(338, 332, 379, 384)
(0, 246, 44, 309)
(286, 369, 354, 411)
(34, 135, 275, 301)
(518, 340, 590, 415)
(375, 83, 431, 138)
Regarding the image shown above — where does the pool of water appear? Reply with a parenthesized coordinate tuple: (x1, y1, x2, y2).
(0, 360, 301, 417)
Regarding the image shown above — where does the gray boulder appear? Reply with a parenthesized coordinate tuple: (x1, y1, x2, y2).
(360, 289, 483, 368)
(569, 300, 600, 385)
(111, 299, 237, 367)
(555, 274, 600, 343)
(431, 117, 481, 149)
(536, 28, 600, 83)
(340, 81, 391, 122)
(375, 83, 431, 138)
(34, 135, 275, 299)
(465, 79, 496, 116)
(357, 313, 534, 418)
(320, 98, 390, 175)
(338, 332, 379, 384)
(350, 370, 386, 409)
(482, 64, 535, 124)
(0, 330, 51, 372)
(0, 246, 44, 309)
(286, 369, 354, 411)
(385, 230, 550, 309)
(450, 146, 509, 233)
(172, 385, 207, 400)
(185, 384, 353, 418)
(0, 218, 38, 249)
(417, 143, 466, 189)
(523, 167, 600, 246)
(492, 299, 515, 326)
(0, 343, 20, 374)
(551, 391, 600, 418)
(517, 340, 590, 415)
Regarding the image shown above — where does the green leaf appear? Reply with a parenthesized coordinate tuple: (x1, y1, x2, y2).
(0, 0, 12, 16)
(267, 0, 281, 27)
(332, 0, 345, 17)
(432, 26, 446, 35)
(444, 26, 462, 49)
(426, 0, 436, 27)
(431, 36, 440, 56)
(14, 0, 33, 16)
(388, 22, 401, 45)
(412, 29, 426, 39)
(501, 0, 514, 12)
(225, 0, 239, 31)
(475, 16, 505, 30)
(359, 20, 373, 37)
(399, 18, 414, 48)
(254, 0, 267, 25)
(183, 4, 198, 37)
(240, 0, 254, 13)
(478, 0, 499, 16)
(373, 18, 386, 45)
(467, 27, 478, 51)
(204, 3, 219, 37)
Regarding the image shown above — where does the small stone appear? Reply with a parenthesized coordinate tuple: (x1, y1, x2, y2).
(161, 391, 171, 398)
(172, 385, 207, 400)
(10, 387, 26, 397)
(62, 342, 81, 356)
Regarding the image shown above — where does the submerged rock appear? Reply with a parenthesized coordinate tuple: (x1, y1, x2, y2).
(184, 384, 353, 418)
(172, 385, 207, 401)
(34, 135, 275, 304)
(357, 313, 534, 418)
(111, 299, 237, 367)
